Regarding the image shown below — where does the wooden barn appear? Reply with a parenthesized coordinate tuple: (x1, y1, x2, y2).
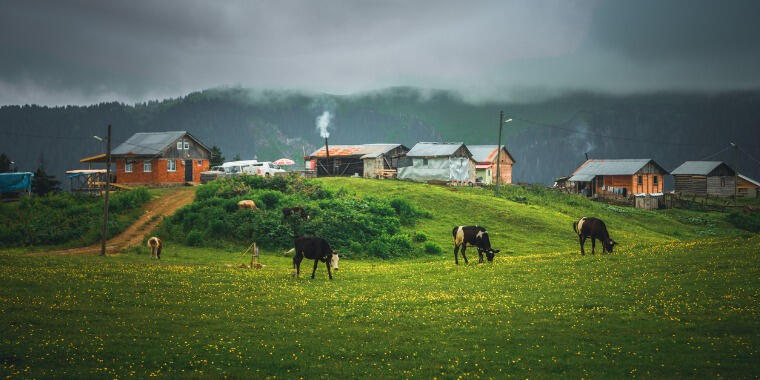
(468, 145, 515, 185)
(569, 159, 668, 197)
(671, 161, 736, 198)
(397, 142, 476, 184)
(736, 174, 760, 198)
(360, 144, 410, 178)
(81, 131, 211, 186)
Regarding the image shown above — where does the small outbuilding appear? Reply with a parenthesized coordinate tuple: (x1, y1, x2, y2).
(397, 142, 476, 184)
(81, 131, 211, 186)
(569, 159, 668, 197)
(468, 145, 516, 185)
(671, 161, 736, 198)
(736, 174, 759, 198)
(360, 144, 410, 178)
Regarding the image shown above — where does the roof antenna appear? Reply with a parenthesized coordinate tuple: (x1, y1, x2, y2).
(584, 152, 589, 160)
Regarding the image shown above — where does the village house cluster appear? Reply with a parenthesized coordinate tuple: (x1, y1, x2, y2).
(58, 131, 758, 203)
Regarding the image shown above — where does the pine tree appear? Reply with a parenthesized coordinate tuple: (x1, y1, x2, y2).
(232, 153, 242, 161)
(210, 145, 225, 166)
(31, 154, 61, 196)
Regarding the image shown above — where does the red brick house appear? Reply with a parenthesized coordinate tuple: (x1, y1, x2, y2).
(468, 145, 515, 185)
(83, 131, 211, 186)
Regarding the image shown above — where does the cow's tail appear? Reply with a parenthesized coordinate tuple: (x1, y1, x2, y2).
(572, 221, 578, 235)
(283, 248, 295, 256)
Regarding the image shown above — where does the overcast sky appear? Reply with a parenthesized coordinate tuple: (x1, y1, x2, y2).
(1, 0, 759, 105)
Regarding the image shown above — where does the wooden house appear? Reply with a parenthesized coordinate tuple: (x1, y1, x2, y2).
(397, 142, 476, 184)
(468, 145, 515, 185)
(569, 159, 668, 197)
(671, 161, 736, 198)
(736, 174, 759, 198)
(81, 131, 211, 186)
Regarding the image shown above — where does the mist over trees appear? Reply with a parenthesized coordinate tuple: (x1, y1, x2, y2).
(1, 87, 759, 189)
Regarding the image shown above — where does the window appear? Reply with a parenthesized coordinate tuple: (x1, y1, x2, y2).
(653, 176, 658, 185)
(721, 177, 726, 187)
(125, 161, 133, 173)
(143, 160, 152, 172)
(423, 158, 428, 166)
(637, 175, 643, 185)
(184, 142, 190, 150)
(177, 141, 183, 150)
(167, 160, 176, 172)
(599, 176, 604, 187)
(197, 160, 202, 166)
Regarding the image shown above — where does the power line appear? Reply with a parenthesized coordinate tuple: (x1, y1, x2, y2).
(0, 130, 92, 140)
(738, 146, 760, 167)
(698, 145, 733, 161)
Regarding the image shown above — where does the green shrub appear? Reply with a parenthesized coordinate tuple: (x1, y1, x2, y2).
(413, 231, 428, 242)
(727, 212, 760, 233)
(186, 231, 205, 246)
(389, 197, 431, 225)
(423, 242, 443, 255)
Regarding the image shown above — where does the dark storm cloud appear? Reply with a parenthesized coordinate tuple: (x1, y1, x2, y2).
(0, 0, 758, 105)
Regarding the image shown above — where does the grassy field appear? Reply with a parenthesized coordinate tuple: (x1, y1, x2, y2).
(0, 178, 758, 378)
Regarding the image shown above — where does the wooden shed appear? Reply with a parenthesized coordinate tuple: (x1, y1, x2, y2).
(736, 174, 759, 198)
(304, 145, 366, 177)
(569, 159, 668, 197)
(468, 145, 516, 185)
(671, 161, 736, 198)
(360, 144, 410, 178)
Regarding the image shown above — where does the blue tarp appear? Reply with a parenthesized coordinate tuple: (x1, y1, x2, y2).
(0, 172, 33, 193)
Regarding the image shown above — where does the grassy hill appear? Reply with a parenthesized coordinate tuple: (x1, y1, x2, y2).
(0, 179, 757, 378)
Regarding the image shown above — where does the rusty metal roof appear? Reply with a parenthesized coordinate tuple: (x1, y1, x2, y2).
(307, 144, 405, 159)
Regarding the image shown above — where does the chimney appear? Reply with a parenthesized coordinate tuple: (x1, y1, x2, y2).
(324, 137, 330, 175)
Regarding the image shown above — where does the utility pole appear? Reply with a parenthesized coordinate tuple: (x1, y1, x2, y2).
(101, 124, 111, 256)
(495, 110, 504, 195)
(731, 142, 739, 198)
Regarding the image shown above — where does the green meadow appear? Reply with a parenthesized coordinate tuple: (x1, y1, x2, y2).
(1, 178, 758, 378)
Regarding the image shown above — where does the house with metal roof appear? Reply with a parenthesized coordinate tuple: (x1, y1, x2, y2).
(304, 144, 409, 177)
(468, 145, 516, 185)
(569, 159, 668, 197)
(81, 131, 211, 185)
(736, 174, 760, 198)
(671, 161, 736, 197)
(397, 142, 476, 184)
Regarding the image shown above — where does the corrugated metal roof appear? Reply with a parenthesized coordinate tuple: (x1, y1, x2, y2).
(569, 174, 595, 182)
(572, 159, 659, 176)
(359, 144, 405, 159)
(405, 142, 471, 158)
(112, 131, 188, 156)
(468, 145, 498, 163)
(738, 174, 760, 187)
(308, 144, 405, 159)
(670, 161, 724, 175)
(468, 145, 516, 164)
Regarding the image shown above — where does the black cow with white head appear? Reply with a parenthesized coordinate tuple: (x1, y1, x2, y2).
(573, 217, 617, 255)
(452, 225, 499, 264)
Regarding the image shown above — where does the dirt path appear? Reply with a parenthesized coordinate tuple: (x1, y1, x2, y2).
(28, 187, 196, 256)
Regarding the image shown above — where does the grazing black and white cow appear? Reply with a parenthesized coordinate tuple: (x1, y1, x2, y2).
(292, 237, 339, 279)
(452, 226, 499, 264)
(573, 217, 617, 255)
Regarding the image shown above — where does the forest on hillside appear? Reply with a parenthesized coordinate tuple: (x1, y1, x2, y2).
(1, 87, 759, 188)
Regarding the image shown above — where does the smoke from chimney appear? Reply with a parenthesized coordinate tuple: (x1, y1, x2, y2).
(316, 111, 332, 138)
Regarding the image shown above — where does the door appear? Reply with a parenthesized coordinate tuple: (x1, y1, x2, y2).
(185, 160, 193, 181)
